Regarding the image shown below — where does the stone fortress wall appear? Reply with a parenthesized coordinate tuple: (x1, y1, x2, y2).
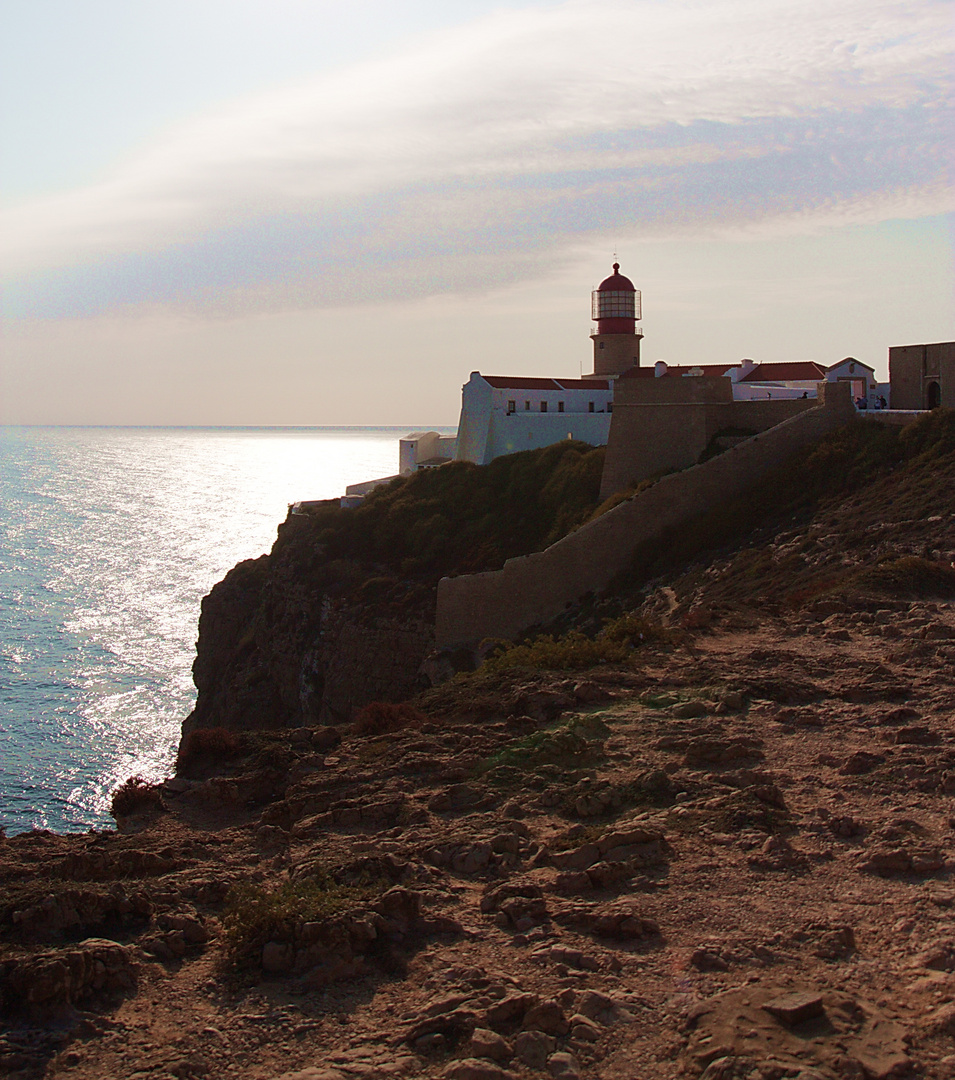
(599, 370, 817, 500)
(889, 341, 955, 411)
(435, 380, 858, 648)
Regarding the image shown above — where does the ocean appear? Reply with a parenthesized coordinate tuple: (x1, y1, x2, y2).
(0, 425, 452, 836)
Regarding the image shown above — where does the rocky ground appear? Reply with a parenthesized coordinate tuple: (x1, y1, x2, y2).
(5, 587, 955, 1080)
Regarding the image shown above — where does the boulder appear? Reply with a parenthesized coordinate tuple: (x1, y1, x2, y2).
(442, 1060, 514, 1080)
(512, 1031, 556, 1069)
(546, 1052, 581, 1078)
(468, 1028, 512, 1063)
(486, 993, 539, 1028)
(522, 1000, 569, 1037)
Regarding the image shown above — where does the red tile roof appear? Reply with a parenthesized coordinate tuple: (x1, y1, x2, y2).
(738, 362, 828, 383)
(482, 376, 610, 391)
(554, 378, 611, 390)
(483, 376, 559, 390)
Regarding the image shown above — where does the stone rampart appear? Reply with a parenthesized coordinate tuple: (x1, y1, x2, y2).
(435, 381, 857, 647)
(889, 342, 955, 410)
(599, 372, 815, 500)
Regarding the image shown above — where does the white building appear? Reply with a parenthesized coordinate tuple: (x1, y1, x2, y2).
(335, 430, 457, 507)
(825, 357, 884, 405)
(399, 431, 457, 475)
(454, 262, 641, 465)
(455, 374, 614, 465)
(729, 359, 828, 400)
(333, 263, 887, 503)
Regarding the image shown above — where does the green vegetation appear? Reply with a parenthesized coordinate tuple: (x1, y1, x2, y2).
(293, 440, 605, 581)
(223, 870, 381, 965)
(478, 714, 609, 781)
(481, 613, 673, 672)
(482, 630, 629, 672)
(846, 556, 955, 599)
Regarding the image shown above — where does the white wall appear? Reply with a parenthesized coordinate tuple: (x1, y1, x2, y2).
(484, 411, 611, 459)
(455, 376, 494, 464)
(455, 372, 613, 465)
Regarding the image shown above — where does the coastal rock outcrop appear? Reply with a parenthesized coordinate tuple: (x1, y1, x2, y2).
(182, 439, 609, 746)
(184, 512, 435, 738)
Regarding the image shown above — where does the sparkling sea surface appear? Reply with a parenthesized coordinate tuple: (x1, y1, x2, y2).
(0, 426, 451, 836)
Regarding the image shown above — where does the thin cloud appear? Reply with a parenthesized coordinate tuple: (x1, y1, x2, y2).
(2, 0, 951, 315)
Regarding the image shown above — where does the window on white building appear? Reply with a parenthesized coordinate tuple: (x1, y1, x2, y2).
(524, 401, 530, 411)
(557, 401, 564, 413)
(588, 401, 595, 412)
(507, 400, 515, 414)
(540, 401, 548, 413)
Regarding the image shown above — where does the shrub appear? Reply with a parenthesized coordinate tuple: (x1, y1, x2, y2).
(599, 612, 672, 646)
(482, 631, 627, 672)
(110, 776, 163, 819)
(847, 556, 955, 599)
(353, 701, 429, 735)
(176, 726, 242, 770)
(479, 715, 608, 777)
(222, 870, 380, 965)
(300, 440, 607, 583)
(482, 614, 672, 673)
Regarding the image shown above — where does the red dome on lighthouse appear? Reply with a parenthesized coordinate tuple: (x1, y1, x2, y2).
(597, 263, 635, 292)
(592, 262, 641, 326)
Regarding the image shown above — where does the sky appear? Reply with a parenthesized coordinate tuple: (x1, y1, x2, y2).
(1, 0, 952, 426)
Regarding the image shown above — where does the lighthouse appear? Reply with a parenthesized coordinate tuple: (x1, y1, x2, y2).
(590, 263, 643, 377)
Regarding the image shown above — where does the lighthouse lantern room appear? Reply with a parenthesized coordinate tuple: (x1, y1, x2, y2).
(590, 262, 643, 378)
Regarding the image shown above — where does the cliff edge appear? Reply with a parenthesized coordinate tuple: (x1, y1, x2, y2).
(183, 440, 606, 739)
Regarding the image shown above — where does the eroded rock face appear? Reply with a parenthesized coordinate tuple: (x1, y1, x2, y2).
(680, 985, 911, 1079)
(10, 886, 152, 941)
(1, 939, 136, 1016)
(182, 514, 435, 740)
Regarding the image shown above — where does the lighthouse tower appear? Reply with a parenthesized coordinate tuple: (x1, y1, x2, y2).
(590, 263, 643, 377)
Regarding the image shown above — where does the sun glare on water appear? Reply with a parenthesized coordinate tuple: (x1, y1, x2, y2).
(0, 426, 425, 834)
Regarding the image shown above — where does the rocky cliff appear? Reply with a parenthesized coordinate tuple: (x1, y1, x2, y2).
(184, 511, 436, 735)
(183, 440, 607, 740)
